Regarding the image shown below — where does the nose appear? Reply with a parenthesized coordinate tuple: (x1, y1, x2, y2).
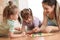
(26, 18, 32, 23)
(28, 18, 32, 22)
(44, 10, 47, 13)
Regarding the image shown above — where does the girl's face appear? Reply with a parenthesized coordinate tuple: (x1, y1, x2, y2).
(10, 8, 19, 20)
(24, 15, 33, 24)
(42, 3, 55, 14)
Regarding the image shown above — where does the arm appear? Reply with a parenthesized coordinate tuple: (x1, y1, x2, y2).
(40, 11, 48, 31)
(9, 31, 25, 38)
(29, 17, 41, 33)
(8, 20, 24, 38)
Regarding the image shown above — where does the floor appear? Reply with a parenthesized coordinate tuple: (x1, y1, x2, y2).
(0, 32, 60, 40)
(0, 37, 9, 40)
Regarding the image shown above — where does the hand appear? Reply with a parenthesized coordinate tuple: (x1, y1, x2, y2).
(40, 26, 52, 33)
(40, 26, 46, 31)
(15, 27, 20, 31)
(33, 27, 40, 33)
(26, 30, 34, 34)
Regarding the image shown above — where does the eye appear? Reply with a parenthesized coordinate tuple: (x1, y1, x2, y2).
(44, 7, 48, 10)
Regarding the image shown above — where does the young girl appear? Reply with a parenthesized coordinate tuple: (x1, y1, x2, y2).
(36, 0, 60, 33)
(20, 8, 41, 34)
(3, 1, 24, 38)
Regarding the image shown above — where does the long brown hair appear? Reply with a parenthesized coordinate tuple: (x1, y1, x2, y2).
(56, 3, 60, 28)
(42, 0, 60, 27)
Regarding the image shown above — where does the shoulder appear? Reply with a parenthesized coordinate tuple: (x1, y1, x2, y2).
(33, 16, 41, 26)
(7, 20, 15, 27)
(33, 16, 40, 22)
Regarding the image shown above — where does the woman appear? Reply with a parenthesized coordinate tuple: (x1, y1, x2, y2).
(36, 0, 60, 33)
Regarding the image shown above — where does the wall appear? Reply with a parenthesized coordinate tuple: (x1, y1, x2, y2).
(19, 0, 28, 10)
(0, 0, 9, 22)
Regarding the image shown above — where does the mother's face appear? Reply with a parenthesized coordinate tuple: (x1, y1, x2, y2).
(42, 3, 55, 14)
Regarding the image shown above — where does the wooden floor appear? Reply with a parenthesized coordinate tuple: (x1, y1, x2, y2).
(0, 32, 60, 40)
(0, 37, 9, 40)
